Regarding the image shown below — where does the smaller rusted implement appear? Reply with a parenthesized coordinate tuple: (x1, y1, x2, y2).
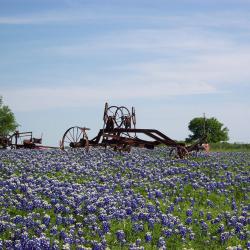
(0, 130, 57, 149)
(0, 131, 58, 150)
(61, 103, 207, 158)
(8, 131, 42, 149)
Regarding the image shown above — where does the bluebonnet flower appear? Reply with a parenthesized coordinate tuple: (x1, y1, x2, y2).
(206, 212, 212, 220)
(212, 217, 221, 224)
(136, 238, 141, 246)
(186, 217, 192, 224)
(238, 215, 246, 225)
(40, 235, 51, 249)
(200, 221, 208, 233)
(145, 232, 152, 242)
(239, 232, 246, 240)
(59, 229, 67, 240)
(64, 237, 74, 245)
(232, 201, 237, 210)
(161, 215, 168, 226)
(157, 237, 166, 248)
(42, 214, 50, 226)
(102, 221, 110, 233)
(220, 231, 230, 243)
(189, 232, 195, 240)
(50, 225, 58, 235)
(206, 199, 214, 207)
(13, 215, 23, 224)
(92, 241, 103, 250)
(163, 228, 172, 238)
(235, 222, 243, 233)
(133, 223, 143, 232)
(14, 240, 22, 250)
(155, 189, 163, 198)
(217, 224, 225, 233)
(51, 240, 60, 250)
(116, 230, 125, 242)
(148, 218, 155, 229)
(147, 203, 156, 213)
(4, 240, 13, 248)
(0, 145, 250, 249)
(246, 241, 250, 249)
(167, 203, 174, 213)
(186, 209, 193, 217)
(20, 231, 29, 244)
(179, 225, 187, 238)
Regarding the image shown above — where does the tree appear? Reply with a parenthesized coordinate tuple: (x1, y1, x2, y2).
(0, 96, 18, 136)
(186, 116, 229, 143)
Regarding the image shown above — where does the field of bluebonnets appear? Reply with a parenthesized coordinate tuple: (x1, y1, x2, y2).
(0, 148, 249, 250)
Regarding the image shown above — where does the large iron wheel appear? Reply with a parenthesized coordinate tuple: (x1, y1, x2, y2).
(115, 106, 131, 128)
(104, 105, 119, 125)
(61, 126, 89, 151)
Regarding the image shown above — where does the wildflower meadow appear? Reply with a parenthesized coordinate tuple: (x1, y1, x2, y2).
(0, 148, 249, 249)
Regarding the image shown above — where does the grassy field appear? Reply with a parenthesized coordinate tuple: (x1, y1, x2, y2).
(210, 142, 250, 152)
(0, 148, 249, 249)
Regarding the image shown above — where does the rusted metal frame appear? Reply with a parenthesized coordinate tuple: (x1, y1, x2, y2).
(143, 131, 177, 147)
(14, 131, 33, 137)
(103, 128, 180, 147)
(101, 134, 153, 146)
(101, 128, 188, 157)
(186, 134, 207, 152)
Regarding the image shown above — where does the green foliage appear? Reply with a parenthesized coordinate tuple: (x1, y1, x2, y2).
(187, 117, 229, 143)
(210, 142, 250, 152)
(0, 96, 18, 136)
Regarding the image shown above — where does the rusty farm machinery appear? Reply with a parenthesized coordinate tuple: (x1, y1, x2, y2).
(0, 131, 56, 150)
(61, 103, 207, 158)
(0, 103, 207, 157)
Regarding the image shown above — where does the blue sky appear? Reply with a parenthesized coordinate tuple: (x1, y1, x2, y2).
(1, 0, 250, 146)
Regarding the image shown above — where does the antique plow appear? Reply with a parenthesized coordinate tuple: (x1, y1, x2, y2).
(0, 131, 57, 149)
(61, 103, 206, 158)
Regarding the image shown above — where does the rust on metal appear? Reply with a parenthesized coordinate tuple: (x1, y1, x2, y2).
(0, 130, 58, 149)
(0, 102, 207, 156)
(61, 102, 207, 158)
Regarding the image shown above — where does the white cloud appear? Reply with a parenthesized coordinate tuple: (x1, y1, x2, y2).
(2, 81, 216, 112)
(118, 49, 250, 86)
(50, 28, 232, 55)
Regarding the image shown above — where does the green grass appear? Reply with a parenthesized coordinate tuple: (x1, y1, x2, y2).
(210, 142, 250, 152)
(0, 150, 249, 249)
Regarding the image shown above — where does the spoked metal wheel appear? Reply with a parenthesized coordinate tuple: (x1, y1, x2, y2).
(61, 126, 89, 151)
(115, 106, 131, 128)
(103, 105, 119, 126)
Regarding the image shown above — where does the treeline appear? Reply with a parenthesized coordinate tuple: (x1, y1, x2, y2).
(210, 142, 250, 152)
